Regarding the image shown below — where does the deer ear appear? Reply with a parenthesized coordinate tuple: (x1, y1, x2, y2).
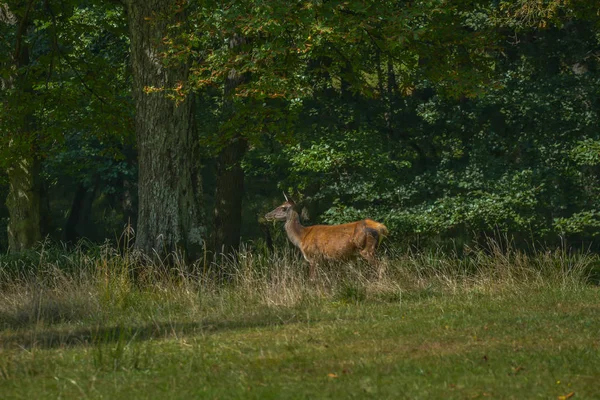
(284, 192, 297, 205)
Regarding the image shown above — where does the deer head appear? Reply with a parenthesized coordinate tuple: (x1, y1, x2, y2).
(265, 193, 296, 222)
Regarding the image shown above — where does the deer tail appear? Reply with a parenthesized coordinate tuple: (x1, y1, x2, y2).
(364, 220, 388, 244)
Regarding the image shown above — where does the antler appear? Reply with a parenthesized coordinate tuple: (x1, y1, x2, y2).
(283, 191, 289, 202)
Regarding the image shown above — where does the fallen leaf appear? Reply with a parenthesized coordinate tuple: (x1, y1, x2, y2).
(558, 392, 575, 400)
(327, 373, 338, 378)
(509, 366, 524, 376)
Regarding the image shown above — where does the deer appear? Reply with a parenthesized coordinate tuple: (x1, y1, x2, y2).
(264, 194, 389, 279)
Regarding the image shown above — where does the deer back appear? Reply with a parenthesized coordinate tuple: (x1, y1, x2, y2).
(300, 221, 368, 260)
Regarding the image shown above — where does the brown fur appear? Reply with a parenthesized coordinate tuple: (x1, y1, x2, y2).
(265, 199, 389, 279)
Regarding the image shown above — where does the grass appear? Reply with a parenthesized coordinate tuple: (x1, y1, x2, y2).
(0, 240, 599, 399)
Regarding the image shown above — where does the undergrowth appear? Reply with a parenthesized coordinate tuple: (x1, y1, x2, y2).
(0, 237, 597, 334)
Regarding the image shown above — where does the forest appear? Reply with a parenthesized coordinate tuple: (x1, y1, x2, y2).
(1, 0, 600, 258)
(2, 2, 600, 398)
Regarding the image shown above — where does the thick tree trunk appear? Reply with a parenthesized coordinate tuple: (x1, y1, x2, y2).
(6, 156, 42, 252)
(3, 4, 43, 253)
(125, 0, 204, 259)
(212, 35, 247, 255)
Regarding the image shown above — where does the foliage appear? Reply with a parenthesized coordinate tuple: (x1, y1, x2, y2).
(179, 0, 498, 99)
(0, 1, 135, 246)
(0, 1, 132, 161)
(2, 0, 600, 250)
(241, 1, 600, 247)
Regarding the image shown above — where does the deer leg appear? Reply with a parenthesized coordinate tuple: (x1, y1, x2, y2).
(302, 252, 317, 280)
(359, 231, 384, 279)
(359, 244, 376, 265)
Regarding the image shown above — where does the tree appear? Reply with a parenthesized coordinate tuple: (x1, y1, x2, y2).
(123, 0, 204, 259)
(0, 1, 43, 252)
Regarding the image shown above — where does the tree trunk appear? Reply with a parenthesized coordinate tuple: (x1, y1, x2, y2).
(125, 0, 204, 259)
(212, 35, 247, 255)
(6, 155, 42, 252)
(63, 184, 97, 244)
(213, 138, 247, 254)
(3, 3, 43, 253)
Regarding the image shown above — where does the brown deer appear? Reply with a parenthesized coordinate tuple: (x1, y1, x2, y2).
(265, 194, 389, 278)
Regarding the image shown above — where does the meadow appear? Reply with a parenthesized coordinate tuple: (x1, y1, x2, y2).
(0, 240, 599, 399)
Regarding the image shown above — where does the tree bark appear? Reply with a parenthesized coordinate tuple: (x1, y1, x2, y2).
(6, 155, 42, 252)
(212, 35, 247, 255)
(124, 0, 204, 259)
(213, 138, 247, 254)
(63, 184, 97, 244)
(3, 2, 43, 253)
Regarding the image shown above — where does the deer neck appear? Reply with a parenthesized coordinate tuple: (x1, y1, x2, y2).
(284, 210, 305, 248)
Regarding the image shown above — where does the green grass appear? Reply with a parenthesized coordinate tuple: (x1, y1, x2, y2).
(0, 242, 599, 399)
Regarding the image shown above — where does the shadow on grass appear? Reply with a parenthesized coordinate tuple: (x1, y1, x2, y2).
(0, 310, 311, 351)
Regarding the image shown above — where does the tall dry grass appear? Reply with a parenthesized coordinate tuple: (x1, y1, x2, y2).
(0, 237, 597, 337)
